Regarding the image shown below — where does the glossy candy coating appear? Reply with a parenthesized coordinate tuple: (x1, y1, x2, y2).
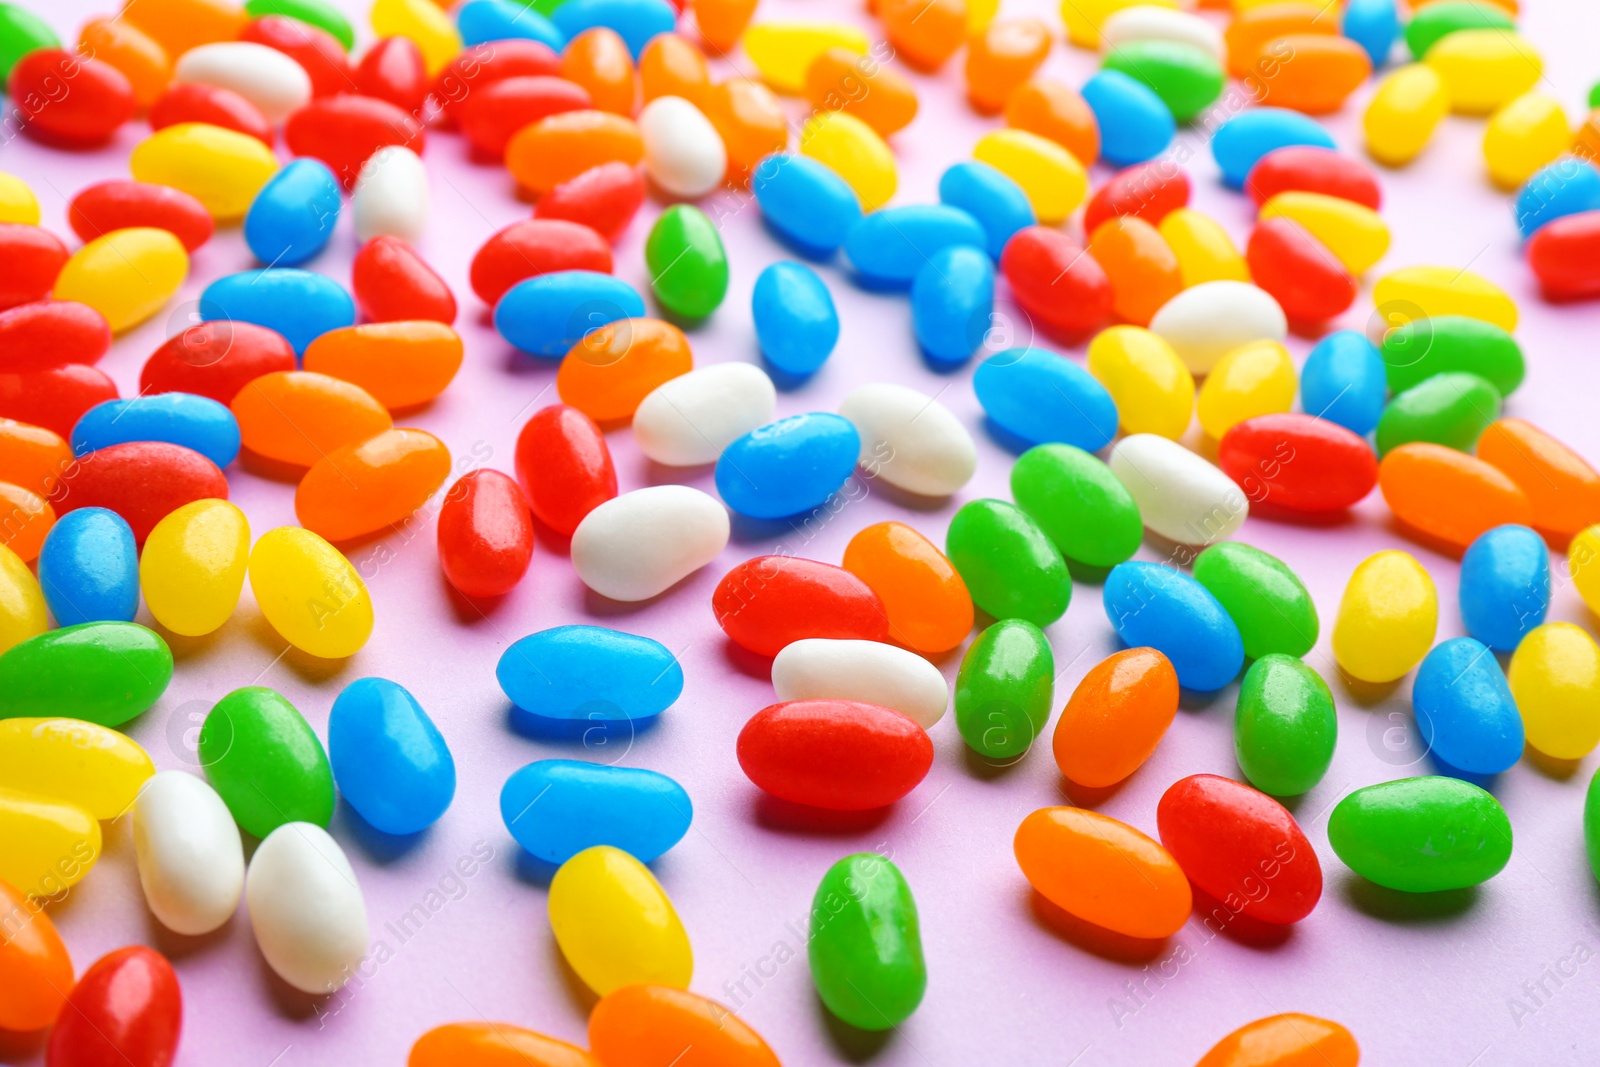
(232, 371, 390, 467)
(507, 110, 642, 196)
(515, 404, 616, 534)
(1374, 264, 1518, 330)
(799, 111, 896, 213)
(1425, 29, 1541, 116)
(1458, 525, 1548, 653)
(1196, 339, 1296, 439)
(202, 269, 355, 356)
(839, 383, 975, 497)
(459, 75, 590, 160)
(974, 346, 1118, 451)
(1484, 92, 1571, 190)
(997, 227, 1113, 341)
(244, 159, 342, 267)
(141, 322, 295, 406)
(494, 271, 645, 359)
(0, 718, 152, 820)
(1413, 636, 1523, 774)
(1299, 330, 1386, 435)
(1213, 108, 1336, 189)
(535, 162, 647, 241)
(1382, 316, 1523, 397)
(938, 161, 1035, 259)
(38, 508, 140, 626)
(1193, 542, 1317, 660)
(645, 206, 728, 318)
(1379, 442, 1533, 551)
(0, 622, 171, 727)
(1375, 372, 1501, 455)
(751, 262, 838, 376)
(1224, 4, 1330, 79)
(1259, 191, 1389, 274)
(1247, 217, 1358, 324)
(0, 301, 112, 373)
(705, 76, 790, 183)
(502, 760, 690, 864)
(329, 678, 454, 835)
(738, 699, 932, 809)
(173, 39, 312, 124)
(0, 224, 67, 312)
(1332, 550, 1437, 683)
(304, 322, 462, 411)
(1010, 444, 1141, 568)
(457, 0, 563, 49)
(1218, 413, 1379, 515)
(245, 821, 367, 994)
(1089, 216, 1182, 326)
(1508, 622, 1600, 759)
(69, 182, 214, 254)
(1328, 776, 1512, 892)
(1014, 806, 1191, 938)
(0, 365, 117, 440)
(0, 877, 72, 1029)
(638, 96, 726, 199)
(73, 394, 240, 470)
(844, 205, 987, 291)
(296, 428, 450, 542)
(1197, 1014, 1360, 1067)
(715, 413, 860, 519)
(1160, 207, 1248, 286)
(1515, 158, 1600, 239)
(470, 220, 612, 308)
(1246, 145, 1382, 210)
(0, 784, 101, 898)
(964, 17, 1050, 113)
(1365, 63, 1449, 166)
(713, 556, 888, 657)
(1052, 646, 1178, 787)
(437, 470, 533, 599)
(1527, 209, 1600, 300)
(1080, 69, 1173, 166)
(149, 83, 272, 145)
(557, 28, 635, 115)
(200, 686, 334, 837)
(946, 499, 1071, 627)
(130, 123, 279, 223)
(549, 845, 691, 994)
(773, 639, 947, 730)
(53, 229, 188, 335)
(634, 364, 775, 466)
(45, 946, 181, 1067)
(570, 485, 729, 602)
(1105, 562, 1244, 692)
(139, 499, 249, 638)
(1256, 35, 1371, 114)
(0, 482, 51, 562)
(1005, 78, 1100, 165)
(1109, 433, 1249, 544)
(1102, 39, 1224, 124)
(497, 625, 683, 722)
(0, 418, 72, 496)
(911, 245, 994, 367)
(9, 51, 136, 149)
(752, 153, 863, 258)
(809, 853, 926, 1030)
(247, 526, 372, 657)
(1235, 654, 1336, 796)
(589, 985, 779, 1067)
(409, 1022, 600, 1067)
(284, 95, 426, 191)
(0, 542, 47, 656)
(1480, 419, 1600, 539)
(842, 522, 972, 655)
(1085, 326, 1193, 439)
(954, 618, 1053, 759)
(974, 129, 1087, 226)
(86, 17, 166, 107)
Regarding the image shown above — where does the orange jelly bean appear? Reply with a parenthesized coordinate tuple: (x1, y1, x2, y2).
(560, 28, 638, 115)
(695, 0, 758, 56)
(842, 520, 974, 655)
(408, 1021, 600, 1067)
(296, 428, 451, 541)
(119, 0, 248, 60)
(506, 110, 644, 195)
(0, 481, 54, 562)
(588, 985, 780, 1067)
(803, 49, 919, 138)
(1379, 442, 1534, 553)
(640, 33, 711, 108)
(705, 77, 789, 180)
(965, 18, 1051, 114)
(1005, 78, 1100, 165)
(1014, 806, 1192, 939)
(0, 878, 73, 1031)
(1477, 418, 1600, 542)
(1088, 217, 1182, 327)
(1052, 647, 1179, 789)
(557, 318, 692, 423)
(881, 0, 967, 71)
(1224, 3, 1334, 79)
(1197, 1013, 1360, 1067)
(80, 17, 172, 109)
(302, 322, 464, 411)
(0, 419, 72, 497)
(1256, 35, 1372, 114)
(231, 371, 393, 468)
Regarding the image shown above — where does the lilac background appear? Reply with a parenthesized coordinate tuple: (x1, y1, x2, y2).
(6, 1, 1600, 1064)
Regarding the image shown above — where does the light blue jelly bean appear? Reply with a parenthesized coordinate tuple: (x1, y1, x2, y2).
(752, 153, 863, 259)
(1300, 330, 1387, 436)
(457, 0, 565, 48)
(71, 393, 241, 469)
(200, 268, 355, 356)
(242, 158, 341, 267)
(1342, 0, 1399, 68)
(1460, 524, 1549, 653)
(715, 412, 860, 519)
(497, 625, 684, 721)
(1103, 561, 1244, 692)
(500, 759, 691, 864)
(752, 261, 839, 377)
(843, 205, 987, 289)
(1515, 158, 1600, 239)
(912, 245, 994, 368)
(1413, 636, 1524, 775)
(493, 270, 646, 358)
(938, 160, 1034, 260)
(328, 677, 456, 835)
(1212, 108, 1336, 189)
(1081, 70, 1175, 167)
(550, 0, 673, 58)
(973, 346, 1118, 451)
(37, 508, 139, 626)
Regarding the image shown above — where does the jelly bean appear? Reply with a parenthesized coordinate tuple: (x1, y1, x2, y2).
(73, 394, 240, 470)
(535, 162, 648, 242)
(458, 77, 591, 160)
(0, 877, 72, 1028)
(0, 718, 150, 821)
(738, 698, 932, 809)
(37, 508, 139, 626)
(550, 844, 690, 994)
(1083, 161, 1188, 236)
(138, 499, 248, 637)
(1299, 330, 1386, 434)
(1329, 776, 1511, 891)
(412, 1023, 599, 1067)
(470, 221, 613, 311)
(0, 171, 36, 225)
(57, 440, 230, 546)
(556, 27, 634, 115)
(352, 238, 456, 325)
(701, 78, 788, 185)
(1413, 635, 1523, 774)
(499, 626, 684, 724)
(370, 0, 461, 73)
(1062, 0, 1178, 49)
(1257, 35, 1372, 114)
(714, 556, 888, 656)
(639, 33, 710, 106)
(0, 301, 111, 373)
(503, 760, 690, 865)
(9, 51, 135, 149)
(1160, 208, 1249, 287)
(1198, 1014, 1360, 1067)
(1480, 419, 1600, 539)
(1342, 0, 1399, 66)
(356, 36, 428, 111)
(1508, 622, 1600, 759)
(515, 404, 617, 535)
(437, 39, 562, 119)
(592, 985, 777, 1066)
(149, 83, 274, 146)
(174, 40, 312, 124)
(0, 3, 58, 79)
(1109, 432, 1250, 543)
(844, 206, 986, 291)
(945, 496, 1068, 629)
(1246, 145, 1383, 210)
(1426, 29, 1540, 115)
(716, 413, 860, 519)
(551, 0, 673, 58)
(1085, 326, 1192, 439)
(1103, 40, 1223, 125)
(773, 640, 944, 731)
(1213, 108, 1336, 189)
(1193, 542, 1318, 659)
(808, 852, 925, 1032)
(976, 347, 1119, 451)
(1014, 806, 1191, 938)
(1006, 78, 1101, 165)
(645, 206, 727, 318)
(952, 618, 1056, 759)
(121, 0, 249, 60)
(1516, 158, 1600, 239)
(201, 687, 333, 839)
(68, 182, 213, 257)
(1483, 92, 1571, 190)
(839, 383, 975, 497)
(0, 785, 100, 898)
(0, 417, 70, 497)
(911, 245, 995, 367)
(878, 0, 962, 71)
(1376, 372, 1500, 455)
(45, 946, 181, 1067)
(133, 771, 244, 937)
(571, 485, 729, 601)
(1406, 0, 1512, 59)
(284, 95, 426, 191)
(1235, 654, 1336, 796)
(802, 50, 916, 141)
(495, 271, 646, 358)
(799, 111, 896, 213)
(840, 522, 969, 655)
(350, 147, 428, 244)
(998, 226, 1113, 340)
(1384, 319, 1518, 400)
(1248, 216, 1358, 324)
(0, 224, 66, 312)
(743, 21, 868, 93)
(436, 470, 534, 599)
(0, 621, 171, 726)
(142, 322, 295, 408)
(1364, 63, 1449, 166)
(303, 322, 463, 411)
(0, 366, 116, 442)
(507, 110, 643, 196)
(1381, 442, 1533, 551)
(1196, 340, 1296, 439)
(248, 526, 372, 657)
(246, 821, 368, 994)
(0, 481, 51, 562)
(1526, 208, 1600, 299)
(694, 0, 757, 52)
(1011, 444, 1141, 567)
(1331, 549, 1437, 683)
(0, 543, 46, 655)
(1105, 562, 1245, 691)
(51, 228, 187, 336)
(1051, 647, 1176, 787)
(297, 428, 450, 542)
(458, 0, 564, 49)
(964, 17, 1050, 114)
(751, 153, 863, 258)
(1259, 191, 1389, 274)
(936, 162, 1033, 261)
(238, 17, 351, 101)
(202, 269, 355, 356)
(631, 365, 772, 469)
(637, 96, 726, 201)
(232, 371, 390, 467)
(973, 128, 1088, 225)
(1218, 412, 1379, 515)
(1224, 3, 1332, 79)
(745, 264, 837, 380)
(249, 0, 354, 48)
(328, 677, 454, 835)
(1088, 216, 1182, 326)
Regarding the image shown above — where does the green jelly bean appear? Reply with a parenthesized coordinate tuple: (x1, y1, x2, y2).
(1381, 315, 1524, 396)
(0, 3, 58, 81)
(954, 618, 1054, 759)
(1404, 0, 1515, 59)
(1010, 444, 1142, 569)
(1375, 372, 1501, 455)
(1192, 542, 1318, 659)
(245, 0, 355, 49)
(946, 499, 1070, 626)
(1586, 766, 1600, 882)
(1234, 654, 1336, 796)
(1591, 80, 1600, 111)
(645, 204, 729, 319)
(809, 852, 926, 1031)
(0, 622, 171, 727)
(200, 686, 334, 838)
(1328, 776, 1512, 893)
(1101, 41, 1223, 125)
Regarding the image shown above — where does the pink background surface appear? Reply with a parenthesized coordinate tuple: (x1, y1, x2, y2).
(7, 1, 1600, 1063)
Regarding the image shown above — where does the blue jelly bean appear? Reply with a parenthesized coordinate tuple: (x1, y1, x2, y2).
(500, 759, 691, 864)
(1300, 330, 1387, 436)
(1460, 524, 1550, 653)
(457, 0, 565, 48)
(37, 508, 139, 626)
(752, 261, 839, 377)
(493, 270, 646, 358)
(973, 346, 1118, 451)
(71, 393, 241, 469)
(715, 412, 860, 519)
(1514, 158, 1600, 239)
(1342, 0, 1399, 67)
(328, 677, 456, 835)
(843, 204, 987, 289)
(1413, 636, 1524, 775)
(242, 159, 341, 267)
(911, 245, 994, 368)
(497, 625, 684, 721)
(938, 160, 1035, 260)
(550, 0, 674, 58)
(752, 153, 863, 259)
(1103, 561, 1244, 692)
(200, 268, 355, 356)
(1081, 70, 1175, 167)
(1212, 108, 1336, 189)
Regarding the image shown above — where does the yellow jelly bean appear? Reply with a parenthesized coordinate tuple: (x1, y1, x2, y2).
(973, 128, 1087, 225)
(130, 123, 279, 222)
(141, 499, 251, 637)
(1424, 29, 1541, 117)
(1483, 92, 1571, 190)
(743, 22, 869, 93)
(1195, 339, 1296, 439)
(0, 542, 46, 656)
(548, 845, 692, 996)
(370, 0, 461, 75)
(1158, 207, 1248, 286)
(246, 526, 373, 659)
(800, 111, 896, 213)
(0, 786, 101, 899)
(1507, 622, 1600, 760)
(1364, 64, 1449, 167)
(51, 228, 189, 334)
(1258, 192, 1389, 274)
(0, 719, 154, 820)
(968, 0, 998, 34)
(1570, 525, 1600, 615)
(1372, 265, 1518, 331)
(0, 171, 39, 225)
(1086, 325, 1194, 439)
(1060, 0, 1177, 49)
(1332, 550, 1438, 684)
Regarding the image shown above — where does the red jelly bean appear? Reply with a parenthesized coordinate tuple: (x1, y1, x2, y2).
(999, 225, 1113, 342)
(1527, 209, 1600, 301)
(737, 699, 933, 810)
(713, 556, 889, 657)
(514, 404, 617, 535)
(140, 321, 298, 405)
(0, 364, 119, 439)
(0, 223, 68, 310)
(149, 83, 273, 145)
(45, 945, 182, 1067)
(1247, 216, 1357, 325)
(432, 40, 561, 123)
(470, 219, 614, 305)
(53, 441, 229, 545)
(68, 181, 215, 253)
(437, 469, 535, 598)
(1083, 161, 1190, 235)
(241, 15, 354, 100)
(352, 236, 457, 324)
(533, 161, 648, 242)
(459, 76, 594, 160)
(8, 51, 136, 149)
(284, 95, 426, 190)
(0, 302, 112, 372)
(1245, 145, 1382, 211)
(1157, 773, 1322, 925)
(1218, 412, 1378, 515)
(357, 36, 429, 114)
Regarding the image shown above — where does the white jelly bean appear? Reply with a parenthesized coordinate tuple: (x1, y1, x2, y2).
(352, 146, 429, 243)
(246, 822, 369, 994)
(173, 42, 313, 125)
(1100, 6, 1224, 60)
(634, 363, 777, 466)
(772, 638, 949, 729)
(133, 770, 245, 936)
(1109, 433, 1249, 545)
(839, 382, 977, 498)
(571, 485, 731, 601)
(638, 95, 728, 200)
(1148, 281, 1288, 375)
